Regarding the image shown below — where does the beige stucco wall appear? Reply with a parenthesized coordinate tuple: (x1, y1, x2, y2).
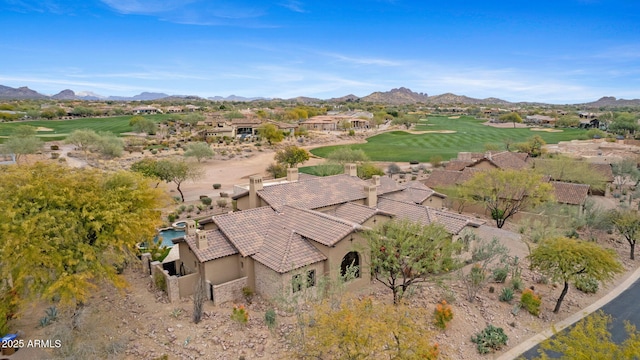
(235, 195, 250, 210)
(239, 256, 256, 290)
(177, 242, 199, 275)
(470, 160, 497, 170)
(421, 195, 444, 209)
(204, 254, 241, 285)
(178, 272, 199, 298)
(309, 233, 371, 292)
(254, 261, 325, 302)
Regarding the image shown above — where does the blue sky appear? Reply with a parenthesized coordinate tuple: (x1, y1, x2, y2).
(1, 0, 639, 103)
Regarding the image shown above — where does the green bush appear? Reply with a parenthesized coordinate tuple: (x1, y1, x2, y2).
(154, 271, 167, 292)
(213, 183, 221, 189)
(492, 267, 509, 283)
(264, 308, 277, 329)
(510, 277, 524, 292)
(575, 275, 599, 294)
(201, 197, 212, 206)
(471, 325, 508, 354)
(167, 213, 177, 222)
(499, 287, 514, 302)
(520, 289, 541, 316)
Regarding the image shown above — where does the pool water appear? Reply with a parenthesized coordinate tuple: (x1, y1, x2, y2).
(153, 229, 186, 248)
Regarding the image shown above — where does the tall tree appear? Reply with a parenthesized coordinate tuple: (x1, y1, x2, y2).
(65, 129, 101, 160)
(0, 163, 166, 331)
(156, 159, 204, 202)
(611, 209, 640, 260)
(365, 219, 461, 304)
(528, 237, 623, 313)
(533, 311, 640, 360)
(274, 145, 310, 168)
(459, 169, 554, 228)
(2, 125, 42, 164)
(183, 142, 214, 162)
(499, 112, 523, 128)
(257, 123, 284, 144)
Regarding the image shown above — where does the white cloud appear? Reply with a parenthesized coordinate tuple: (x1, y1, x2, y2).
(279, 0, 306, 13)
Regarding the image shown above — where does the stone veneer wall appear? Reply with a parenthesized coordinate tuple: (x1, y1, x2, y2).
(212, 277, 247, 305)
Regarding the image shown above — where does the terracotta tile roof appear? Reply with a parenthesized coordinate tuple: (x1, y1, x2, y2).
(424, 169, 462, 188)
(377, 176, 406, 194)
(551, 181, 590, 205)
(183, 229, 238, 263)
(486, 151, 530, 170)
(332, 202, 378, 224)
(445, 160, 474, 171)
(382, 187, 438, 204)
(253, 228, 326, 273)
(376, 198, 483, 234)
(277, 205, 361, 247)
(258, 173, 369, 210)
(214, 207, 278, 256)
(457, 167, 483, 184)
(589, 163, 614, 182)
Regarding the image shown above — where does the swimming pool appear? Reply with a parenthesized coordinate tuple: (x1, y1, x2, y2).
(153, 228, 186, 248)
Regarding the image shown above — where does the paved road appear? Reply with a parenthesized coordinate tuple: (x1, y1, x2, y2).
(520, 278, 640, 359)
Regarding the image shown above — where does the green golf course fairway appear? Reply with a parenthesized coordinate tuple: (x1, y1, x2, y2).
(310, 116, 587, 162)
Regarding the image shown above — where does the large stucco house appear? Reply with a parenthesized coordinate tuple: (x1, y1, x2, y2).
(158, 165, 483, 304)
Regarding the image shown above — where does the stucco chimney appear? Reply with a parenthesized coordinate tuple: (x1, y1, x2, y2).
(485, 151, 492, 161)
(185, 220, 197, 235)
(286, 167, 299, 182)
(249, 175, 263, 208)
(196, 230, 207, 250)
(372, 175, 380, 186)
(364, 184, 377, 208)
(344, 163, 357, 177)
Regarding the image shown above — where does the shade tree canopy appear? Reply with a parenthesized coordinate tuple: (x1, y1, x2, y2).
(528, 236, 623, 313)
(0, 163, 166, 332)
(459, 169, 554, 228)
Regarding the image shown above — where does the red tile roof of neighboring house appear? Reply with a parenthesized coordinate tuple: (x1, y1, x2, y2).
(485, 151, 530, 170)
(424, 169, 462, 188)
(589, 163, 614, 182)
(551, 181, 590, 205)
(182, 229, 239, 263)
(445, 160, 475, 171)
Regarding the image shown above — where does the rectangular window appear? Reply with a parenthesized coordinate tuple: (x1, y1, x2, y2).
(307, 270, 316, 288)
(292, 274, 303, 293)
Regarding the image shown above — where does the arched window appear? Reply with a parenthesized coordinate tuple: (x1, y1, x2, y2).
(340, 251, 360, 279)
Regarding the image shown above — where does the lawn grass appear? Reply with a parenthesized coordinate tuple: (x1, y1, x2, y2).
(0, 114, 173, 142)
(310, 116, 588, 162)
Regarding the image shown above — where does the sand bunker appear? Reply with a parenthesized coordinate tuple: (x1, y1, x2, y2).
(403, 130, 457, 134)
(36, 127, 54, 132)
(531, 128, 563, 133)
(448, 116, 461, 119)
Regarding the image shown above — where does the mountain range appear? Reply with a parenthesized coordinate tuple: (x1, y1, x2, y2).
(0, 84, 639, 107)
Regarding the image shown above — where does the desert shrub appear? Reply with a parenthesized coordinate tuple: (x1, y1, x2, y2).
(492, 266, 509, 283)
(167, 213, 177, 223)
(471, 325, 508, 354)
(433, 300, 454, 329)
(242, 287, 254, 304)
(217, 199, 228, 209)
(510, 277, 524, 292)
(266, 162, 287, 178)
(201, 197, 212, 206)
(264, 308, 277, 329)
(212, 183, 221, 189)
(357, 162, 385, 179)
(520, 289, 541, 316)
(499, 287, 514, 303)
(50, 144, 59, 150)
(154, 271, 167, 292)
(231, 304, 249, 326)
(348, 129, 355, 136)
(575, 275, 599, 294)
(387, 163, 401, 175)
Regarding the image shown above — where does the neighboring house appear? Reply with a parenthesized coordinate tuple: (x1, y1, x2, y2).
(231, 118, 263, 137)
(524, 115, 556, 125)
(131, 105, 161, 115)
(161, 165, 482, 304)
(550, 181, 590, 213)
(165, 106, 184, 113)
